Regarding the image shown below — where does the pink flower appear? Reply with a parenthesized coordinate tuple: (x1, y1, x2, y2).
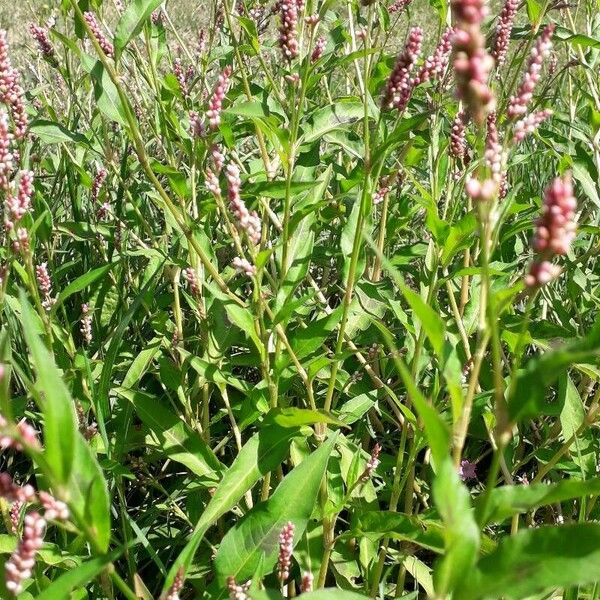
(277, 521, 295, 582)
(226, 163, 261, 245)
(173, 57, 189, 99)
(206, 66, 232, 130)
(205, 169, 221, 196)
(227, 577, 250, 600)
(508, 24, 554, 120)
(360, 443, 381, 481)
(0, 473, 36, 504)
(382, 27, 423, 111)
(80, 303, 92, 345)
(232, 256, 256, 277)
(277, 0, 300, 60)
(211, 145, 226, 172)
(164, 568, 184, 600)
(83, 12, 114, 59)
(492, 0, 518, 69)
(301, 571, 314, 592)
(485, 112, 503, 184)
(29, 24, 55, 61)
(0, 111, 13, 191)
(414, 27, 454, 86)
(0, 30, 28, 139)
(450, 110, 467, 159)
(183, 267, 201, 296)
(35, 262, 56, 311)
(388, 0, 413, 13)
(451, 0, 495, 124)
(311, 36, 326, 63)
(373, 187, 389, 206)
(91, 167, 107, 203)
(38, 491, 69, 521)
(513, 109, 552, 143)
(459, 459, 477, 480)
(5, 512, 46, 595)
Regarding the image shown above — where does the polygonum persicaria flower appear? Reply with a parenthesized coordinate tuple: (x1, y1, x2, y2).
(205, 169, 221, 196)
(183, 267, 201, 296)
(382, 27, 423, 111)
(5, 511, 46, 595)
(83, 12, 114, 59)
(38, 491, 69, 521)
(388, 0, 412, 12)
(507, 24, 554, 120)
(211, 145, 225, 172)
(414, 27, 454, 86)
(0, 30, 28, 140)
(465, 175, 497, 203)
(301, 571, 314, 593)
(29, 24, 55, 62)
(80, 303, 92, 345)
(311, 36, 326, 63)
(9, 500, 22, 534)
(373, 186, 389, 206)
(35, 262, 56, 311)
(0, 415, 39, 451)
(0, 111, 13, 190)
(227, 577, 250, 600)
(277, 0, 300, 61)
(458, 459, 477, 480)
(451, 0, 495, 125)
(526, 173, 577, 287)
(91, 167, 107, 203)
(485, 112, 503, 184)
(533, 173, 577, 256)
(277, 521, 295, 581)
(305, 14, 320, 26)
(0, 473, 36, 504)
(197, 29, 206, 56)
(189, 111, 205, 138)
(226, 163, 261, 246)
(491, 0, 518, 69)
(151, 9, 163, 25)
(163, 568, 184, 600)
(173, 57, 189, 99)
(360, 442, 381, 481)
(450, 110, 467, 160)
(206, 66, 232, 130)
(513, 109, 552, 143)
(232, 256, 256, 277)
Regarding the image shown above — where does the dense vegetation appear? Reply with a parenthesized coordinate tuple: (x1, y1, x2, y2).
(1, 0, 600, 598)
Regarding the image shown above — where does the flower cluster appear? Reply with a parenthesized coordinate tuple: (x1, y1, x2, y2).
(35, 262, 56, 311)
(0, 110, 13, 190)
(277, 521, 295, 581)
(91, 167, 107, 204)
(388, 0, 413, 13)
(382, 27, 423, 111)
(83, 12, 114, 59)
(5, 512, 46, 595)
(211, 145, 225, 172)
(449, 111, 466, 160)
(451, 0, 495, 125)
(163, 568, 184, 600)
(232, 256, 256, 277)
(226, 163, 261, 246)
(492, 0, 518, 69)
(205, 168, 221, 196)
(206, 66, 232, 130)
(526, 173, 577, 287)
(227, 577, 250, 600)
(0, 415, 39, 452)
(484, 112, 503, 186)
(513, 109, 552, 143)
(277, 0, 300, 61)
(508, 24, 554, 119)
(29, 24, 55, 62)
(360, 442, 381, 481)
(301, 572, 314, 593)
(173, 57, 189, 99)
(373, 186, 389, 206)
(80, 303, 93, 345)
(459, 459, 477, 481)
(414, 27, 454, 86)
(0, 29, 28, 139)
(183, 267, 201, 296)
(312, 36, 326, 63)
(5, 170, 33, 231)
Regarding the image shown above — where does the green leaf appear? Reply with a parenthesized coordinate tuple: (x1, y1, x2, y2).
(161, 424, 303, 593)
(35, 549, 123, 600)
(508, 317, 600, 422)
(298, 591, 369, 599)
(456, 524, 600, 600)
(114, 0, 163, 53)
(525, 0, 542, 23)
(213, 434, 338, 591)
(29, 120, 88, 145)
(352, 511, 445, 553)
(476, 478, 600, 525)
(303, 98, 377, 144)
(400, 285, 445, 358)
(117, 388, 222, 479)
(20, 293, 77, 484)
(52, 262, 117, 312)
(263, 407, 348, 429)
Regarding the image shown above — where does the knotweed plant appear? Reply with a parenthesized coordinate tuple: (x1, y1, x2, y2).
(0, 0, 600, 598)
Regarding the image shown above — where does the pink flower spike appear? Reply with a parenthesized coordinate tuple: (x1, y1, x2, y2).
(508, 24, 554, 120)
(163, 567, 184, 600)
(513, 109, 552, 143)
(459, 459, 477, 480)
(382, 27, 423, 111)
(277, 521, 295, 582)
(83, 12, 114, 58)
(277, 0, 300, 60)
(206, 66, 232, 130)
(450, 110, 466, 160)
(29, 24, 55, 61)
(232, 256, 256, 277)
(414, 27, 454, 86)
(388, 0, 413, 13)
(311, 36, 326, 63)
(492, 0, 518, 69)
(0, 111, 13, 191)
